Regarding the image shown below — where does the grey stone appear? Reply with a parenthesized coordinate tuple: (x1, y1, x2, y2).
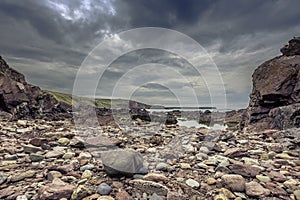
(80, 164, 95, 171)
(29, 153, 44, 162)
(155, 162, 168, 171)
(221, 174, 245, 192)
(185, 178, 200, 189)
(97, 183, 112, 195)
(101, 149, 143, 176)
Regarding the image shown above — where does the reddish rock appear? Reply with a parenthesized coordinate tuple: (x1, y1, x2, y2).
(38, 178, 75, 200)
(245, 181, 270, 198)
(0, 56, 70, 119)
(241, 37, 300, 130)
(116, 191, 132, 200)
(229, 164, 263, 177)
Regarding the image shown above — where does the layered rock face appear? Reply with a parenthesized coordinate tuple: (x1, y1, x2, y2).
(241, 37, 300, 130)
(0, 56, 69, 119)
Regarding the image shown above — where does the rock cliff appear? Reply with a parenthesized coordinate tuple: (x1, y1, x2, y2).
(241, 37, 300, 130)
(0, 56, 69, 119)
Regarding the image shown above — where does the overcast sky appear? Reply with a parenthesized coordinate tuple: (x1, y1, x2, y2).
(1, 0, 300, 109)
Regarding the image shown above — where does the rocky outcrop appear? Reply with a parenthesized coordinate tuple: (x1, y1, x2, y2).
(241, 37, 300, 130)
(0, 56, 70, 119)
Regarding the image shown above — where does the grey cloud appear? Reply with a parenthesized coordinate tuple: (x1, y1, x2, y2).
(1, 0, 300, 108)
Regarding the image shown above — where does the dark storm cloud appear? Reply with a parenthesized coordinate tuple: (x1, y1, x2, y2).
(1, 0, 300, 108)
(116, 0, 211, 28)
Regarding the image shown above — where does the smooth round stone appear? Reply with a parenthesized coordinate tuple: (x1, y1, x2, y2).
(78, 152, 92, 160)
(176, 177, 184, 182)
(80, 164, 95, 171)
(185, 178, 200, 189)
(256, 175, 271, 183)
(63, 152, 75, 159)
(58, 138, 70, 145)
(97, 183, 112, 195)
(29, 153, 44, 162)
(207, 177, 217, 185)
(156, 162, 168, 171)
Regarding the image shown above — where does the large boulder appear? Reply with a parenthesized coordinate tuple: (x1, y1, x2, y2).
(0, 56, 70, 119)
(101, 149, 144, 177)
(241, 37, 300, 130)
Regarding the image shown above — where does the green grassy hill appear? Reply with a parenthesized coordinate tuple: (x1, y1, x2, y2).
(44, 90, 149, 109)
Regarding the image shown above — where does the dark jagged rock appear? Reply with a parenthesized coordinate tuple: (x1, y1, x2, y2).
(280, 37, 300, 56)
(0, 56, 70, 119)
(241, 37, 300, 130)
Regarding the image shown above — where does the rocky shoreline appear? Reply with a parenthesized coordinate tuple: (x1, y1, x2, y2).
(1, 38, 300, 200)
(0, 119, 299, 200)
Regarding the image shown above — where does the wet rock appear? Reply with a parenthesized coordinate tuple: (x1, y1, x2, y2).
(101, 149, 143, 177)
(221, 174, 245, 192)
(97, 183, 112, 195)
(245, 181, 270, 198)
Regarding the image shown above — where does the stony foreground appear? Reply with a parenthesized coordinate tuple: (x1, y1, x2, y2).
(0, 119, 299, 200)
